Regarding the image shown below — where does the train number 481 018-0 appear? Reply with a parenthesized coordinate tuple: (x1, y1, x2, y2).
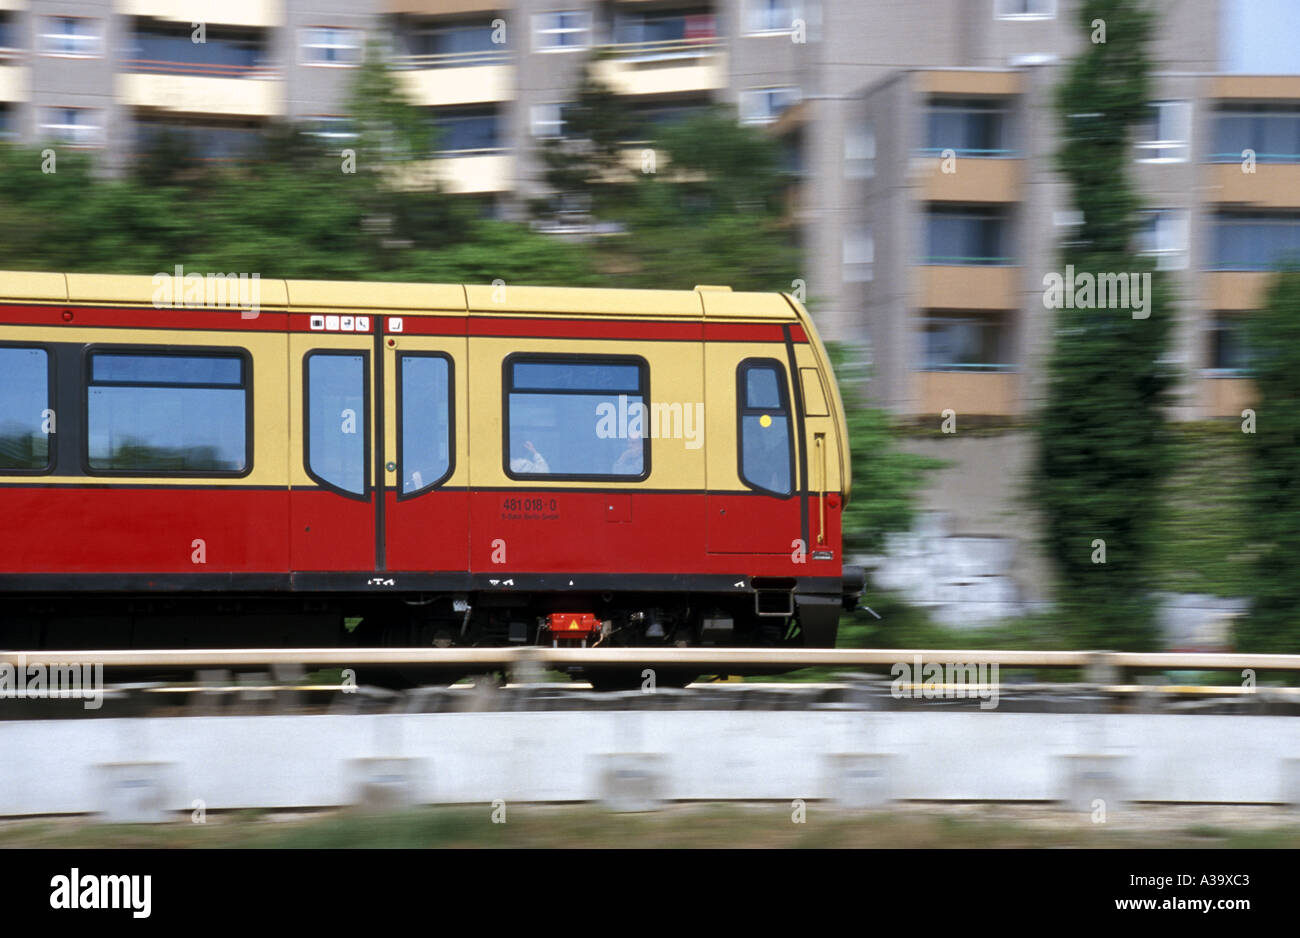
(0, 271, 864, 689)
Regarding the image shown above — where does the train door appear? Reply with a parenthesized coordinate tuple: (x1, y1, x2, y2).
(380, 322, 469, 576)
(705, 344, 804, 554)
(289, 329, 377, 573)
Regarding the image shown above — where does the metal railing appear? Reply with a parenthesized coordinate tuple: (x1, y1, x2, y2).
(4, 646, 1299, 673)
(394, 49, 512, 69)
(598, 37, 722, 63)
(122, 58, 275, 78)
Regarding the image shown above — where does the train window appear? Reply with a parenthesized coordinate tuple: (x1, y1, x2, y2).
(305, 351, 368, 498)
(86, 349, 249, 475)
(504, 355, 649, 480)
(0, 346, 52, 473)
(398, 353, 453, 496)
(737, 359, 794, 497)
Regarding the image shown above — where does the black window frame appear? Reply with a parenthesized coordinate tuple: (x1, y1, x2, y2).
(396, 350, 455, 499)
(501, 352, 651, 483)
(303, 348, 371, 501)
(0, 341, 55, 476)
(736, 357, 795, 499)
(82, 344, 253, 478)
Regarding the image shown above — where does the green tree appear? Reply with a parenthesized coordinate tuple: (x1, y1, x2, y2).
(828, 343, 943, 558)
(1035, 0, 1177, 649)
(1238, 269, 1300, 651)
(614, 107, 798, 291)
(0, 41, 595, 287)
(530, 54, 643, 227)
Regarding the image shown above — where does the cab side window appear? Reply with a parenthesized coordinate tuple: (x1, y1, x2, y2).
(738, 358, 793, 496)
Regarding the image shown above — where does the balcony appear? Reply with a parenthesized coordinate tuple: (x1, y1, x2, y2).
(916, 154, 1022, 202)
(119, 71, 281, 117)
(919, 265, 1019, 310)
(1204, 162, 1300, 209)
(119, 0, 282, 28)
(1205, 271, 1275, 310)
(0, 55, 25, 104)
(401, 152, 512, 194)
(917, 371, 1019, 416)
(592, 39, 726, 97)
(1201, 377, 1253, 418)
(120, 25, 279, 117)
(395, 50, 513, 107)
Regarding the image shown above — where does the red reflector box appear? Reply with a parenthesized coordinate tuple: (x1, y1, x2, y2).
(547, 613, 601, 637)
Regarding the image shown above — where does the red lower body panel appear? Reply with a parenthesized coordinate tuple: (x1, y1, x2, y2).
(0, 486, 842, 581)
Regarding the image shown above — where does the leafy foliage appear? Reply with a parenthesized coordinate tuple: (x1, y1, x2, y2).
(1034, 0, 1176, 649)
(0, 48, 588, 286)
(827, 343, 944, 558)
(1238, 270, 1300, 651)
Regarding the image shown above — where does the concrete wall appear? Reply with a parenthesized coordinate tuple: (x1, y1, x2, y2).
(3, 708, 1297, 816)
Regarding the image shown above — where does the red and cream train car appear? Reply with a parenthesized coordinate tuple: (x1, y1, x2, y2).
(0, 271, 861, 674)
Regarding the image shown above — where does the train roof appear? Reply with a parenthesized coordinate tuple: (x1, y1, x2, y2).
(0, 271, 801, 321)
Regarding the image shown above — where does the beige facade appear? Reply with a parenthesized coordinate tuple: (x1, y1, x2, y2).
(0, 0, 1294, 428)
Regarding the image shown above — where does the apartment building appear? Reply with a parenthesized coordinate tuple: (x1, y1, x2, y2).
(0, 0, 1294, 431)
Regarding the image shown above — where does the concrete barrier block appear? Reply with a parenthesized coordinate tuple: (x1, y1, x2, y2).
(1056, 754, 1131, 816)
(596, 754, 668, 812)
(1279, 758, 1300, 810)
(347, 757, 424, 811)
(95, 762, 178, 823)
(825, 754, 894, 809)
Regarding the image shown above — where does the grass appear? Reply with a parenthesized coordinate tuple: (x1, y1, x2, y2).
(3, 804, 1299, 849)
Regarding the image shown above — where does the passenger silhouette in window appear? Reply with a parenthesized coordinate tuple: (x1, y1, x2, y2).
(510, 439, 549, 474)
(611, 427, 643, 475)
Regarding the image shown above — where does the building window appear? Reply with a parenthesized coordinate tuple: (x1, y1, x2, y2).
(924, 98, 1014, 157)
(40, 107, 102, 148)
(922, 314, 1012, 372)
(1208, 315, 1249, 375)
(126, 22, 267, 75)
(0, 347, 51, 473)
(613, 10, 717, 46)
(994, 0, 1055, 19)
(87, 350, 250, 475)
(745, 0, 800, 34)
(1209, 104, 1300, 164)
(305, 351, 368, 497)
(1208, 213, 1300, 271)
(924, 207, 1011, 265)
(398, 353, 453, 496)
(737, 359, 793, 497)
(843, 226, 874, 283)
(531, 103, 567, 139)
(1136, 208, 1188, 270)
(302, 116, 358, 144)
(404, 21, 505, 65)
(1135, 100, 1191, 162)
(429, 106, 502, 153)
(504, 356, 649, 480)
(845, 120, 875, 178)
(739, 87, 801, 125)
(301, 26, 363, 66)
(39, 16, 102, 57)
(534, 11, 592, 51)
(0, 12, 16, 54)
(135, 119, 264, 161)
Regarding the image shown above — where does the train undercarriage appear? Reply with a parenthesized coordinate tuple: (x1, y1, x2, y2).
(0, 569, 864, 690)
